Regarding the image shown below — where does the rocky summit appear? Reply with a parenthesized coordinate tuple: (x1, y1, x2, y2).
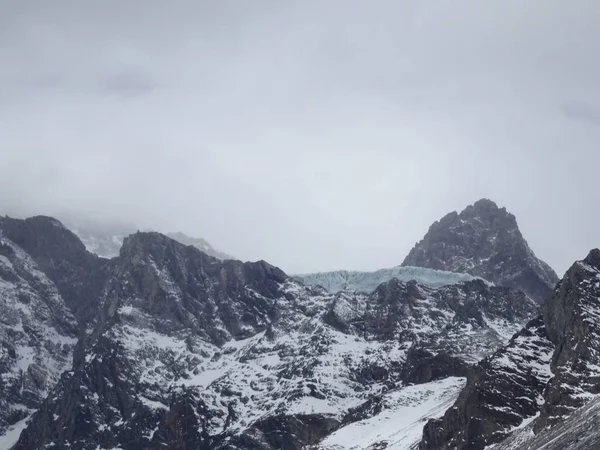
(403, 199, 559, 304)
(0, 213, 542, 450)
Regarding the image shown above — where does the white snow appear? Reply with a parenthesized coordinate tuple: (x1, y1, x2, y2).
(0, 416, 30, 450)
(320, 377, 466, 450)
(118, 305, 135, 316)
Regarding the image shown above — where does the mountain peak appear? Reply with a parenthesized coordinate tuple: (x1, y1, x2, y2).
(472, 197, 499, 209)
(403, 199, 558, 303)
(583, 248, 600, 268)
(118, 230, 217, 267)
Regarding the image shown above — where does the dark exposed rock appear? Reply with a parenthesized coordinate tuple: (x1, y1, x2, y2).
(536, 249, 600, 431)
(360, 279, 539, 362)
(222, 414, 341, 450)
(401, 348, 472, 385)
(0, 215, 107, 325)
(402, 199, 559, 304)
(0, 232, 78, 437)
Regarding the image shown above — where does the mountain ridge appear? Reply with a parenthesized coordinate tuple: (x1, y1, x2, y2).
(2, 203, 595, 450)
(0, 213, 540, 450)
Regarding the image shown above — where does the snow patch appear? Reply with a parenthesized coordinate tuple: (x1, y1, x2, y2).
(320, 377, 466, 450)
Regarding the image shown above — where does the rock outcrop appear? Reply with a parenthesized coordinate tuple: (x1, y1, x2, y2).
(536, 249, 600, 431)
(0, 228, 78, 439)
(402, 199, 559, 304)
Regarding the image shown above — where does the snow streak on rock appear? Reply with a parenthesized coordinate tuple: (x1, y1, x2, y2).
(420, 317, 554, 450)
(318, 377, 466, 450)
(0, 234, 77, 439)
(419, 249, 600, 450)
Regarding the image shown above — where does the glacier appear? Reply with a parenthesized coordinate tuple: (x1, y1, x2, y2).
(295, 265, 483, 294)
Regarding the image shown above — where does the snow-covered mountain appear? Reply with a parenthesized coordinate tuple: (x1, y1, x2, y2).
(0, 214, 539, 450)
(403, 199, 559, 304)
(4, 201, 599, 450)
(62, 216, 233, 260)
(296, 266, 482, 294)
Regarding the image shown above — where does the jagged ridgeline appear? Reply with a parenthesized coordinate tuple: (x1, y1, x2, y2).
(1, 199, 593, 450)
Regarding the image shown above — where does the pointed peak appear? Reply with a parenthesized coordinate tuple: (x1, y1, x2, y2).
(471, 198, 500, 210)
(583, 248, 600, 270)
(460, 198, 517, 230)
(461, 198, 510, 217)
(402, 199, 558, 303)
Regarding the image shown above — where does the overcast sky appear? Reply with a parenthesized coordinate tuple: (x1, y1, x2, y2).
(1, 0, 599, 275)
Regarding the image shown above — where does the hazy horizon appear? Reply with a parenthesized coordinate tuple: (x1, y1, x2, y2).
(1, 1, 599, 275)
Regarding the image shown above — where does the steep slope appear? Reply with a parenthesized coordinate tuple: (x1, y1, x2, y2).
(0, 215, 106, 325)
(0, 220, 538, 450)
(419, 317, 554, 450)
(317, 377, 466, 450)
(536, 248, 600, 430)
(402, 199, 559, 304)
(0, 230, 78, 447)
(494, 394, 600, 450)
(296, 266, 480, 294)
(418, 249, 600, 450)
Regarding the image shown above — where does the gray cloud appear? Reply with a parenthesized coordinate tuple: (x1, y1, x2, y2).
(0, 0, 599, 276)
(98, 70, 158, 98)
(562, 102, 600, 126)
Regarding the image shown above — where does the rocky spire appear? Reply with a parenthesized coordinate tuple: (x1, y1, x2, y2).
(402, 199, 559, 303)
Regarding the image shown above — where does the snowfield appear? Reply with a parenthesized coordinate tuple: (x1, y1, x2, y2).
(318, 377, 466, 450)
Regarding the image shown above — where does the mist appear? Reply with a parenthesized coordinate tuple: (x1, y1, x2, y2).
(1, 0, 599, 275)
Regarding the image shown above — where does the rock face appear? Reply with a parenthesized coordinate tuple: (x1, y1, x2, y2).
(536, 249, 600, 431)
(0, 225, 78, 440)
(0, 216, 105, 324)
(402, 199, 559, 304)
(418, 249, 600, 450)
(420, 317, 554, 450)
(0, 215, 539, 450)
